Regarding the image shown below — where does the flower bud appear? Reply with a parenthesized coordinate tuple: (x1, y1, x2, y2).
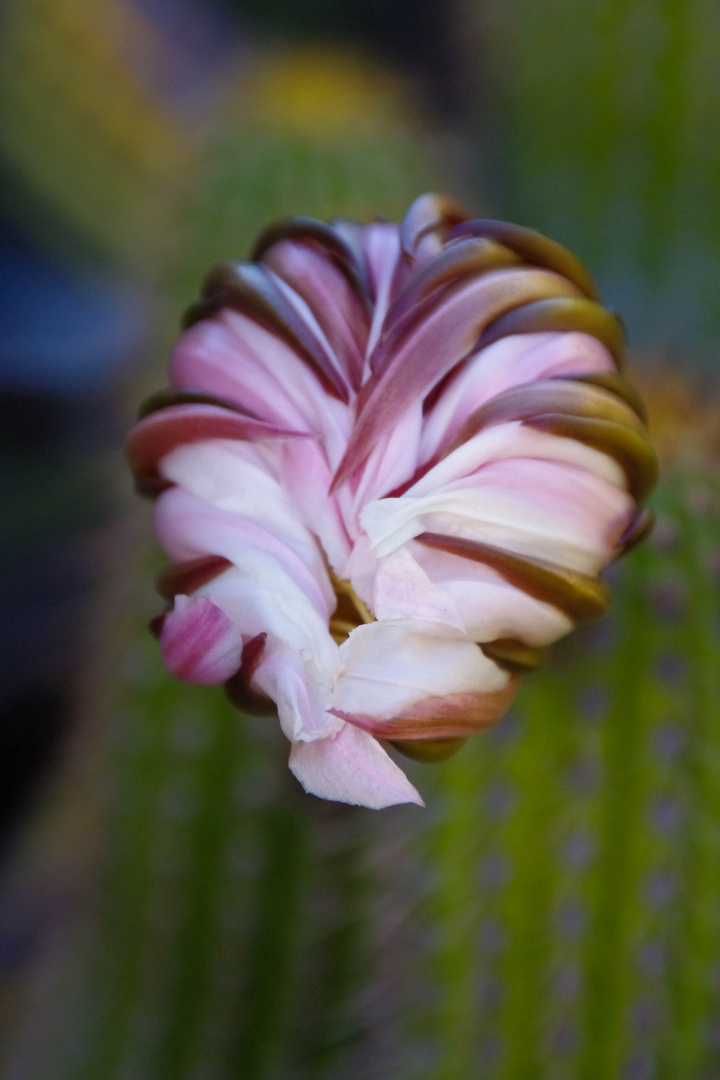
(127, 194, 657, 808)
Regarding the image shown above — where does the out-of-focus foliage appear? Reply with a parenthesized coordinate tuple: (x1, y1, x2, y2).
(0, 0, 199, 272)
(461, 0, 720, 362)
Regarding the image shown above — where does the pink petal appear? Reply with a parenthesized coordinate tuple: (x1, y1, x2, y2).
(418, 331, 618, 462)
(251, 644, 341, 743)
(289, 723, 424, 809)
(371, 547, 464, 631)
(410, 542, 573, 645)
(186, 261, 351, 402)
(361, 458, 634, 573)
(333, 268, 582, 489)
(171, 311, 352, 442)
(160, 594, 243, 684)
(154, 485, 333, 617)
(399, 193, 468, 261)
(362, 223, 404, 363)
(263, 241, 369, 388)
(126, 404, 308, 495)
(410, 422, 626, 499)
(332, 685, 517, 741)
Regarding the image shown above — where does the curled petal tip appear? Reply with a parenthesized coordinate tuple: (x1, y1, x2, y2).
(289, 724, 424, 809)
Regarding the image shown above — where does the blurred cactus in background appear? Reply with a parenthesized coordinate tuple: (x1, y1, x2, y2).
(2, 3, 720, 1079)
(6, 406, 719, 1080)
(169, 47, 437, 307)
(460, 0, 720, 365)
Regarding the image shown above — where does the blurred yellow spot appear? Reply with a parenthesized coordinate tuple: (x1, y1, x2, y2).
(244, 48, 417, 135)
(634, 366, 720, 471)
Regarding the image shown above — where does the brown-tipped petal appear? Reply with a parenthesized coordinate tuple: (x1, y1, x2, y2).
(480, 638, 548, 673)
(373, 237, 522, 374)
(447, 219, 600, 300)
(183, 262, 351, 402)
(262, 242, 369, 390)
(523, 414, 659, 502)
(417, 533, 611, 624)
(445, 377, 646, 457)
(400, 193, 470, 260)
(149, 612, 167, 639)
(562, 372, 648, 423)
(390, 738, 467, 762)
(138, 388, 257, 420)
(252, 215, 355, 266)
(332, 268, 583, 491)
(155, 555, 233, 601)
(224, 633, 277, 716)
(332, 679, 518, 742)
(617, 506, 656, 557)
(127, 403, 310, 496)
(329, 218, 371, 291)
(476, 297, 626, 369)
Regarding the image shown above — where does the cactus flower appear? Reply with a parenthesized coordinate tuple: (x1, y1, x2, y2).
(127, 194, 657, 808)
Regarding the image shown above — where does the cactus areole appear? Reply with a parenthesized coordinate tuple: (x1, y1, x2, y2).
(127, 194, 657, 808)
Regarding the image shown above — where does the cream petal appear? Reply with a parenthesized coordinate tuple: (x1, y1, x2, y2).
(333, 622, 509, 721)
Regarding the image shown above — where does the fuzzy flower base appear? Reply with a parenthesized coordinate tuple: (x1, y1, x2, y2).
(127, 194, 657, 808)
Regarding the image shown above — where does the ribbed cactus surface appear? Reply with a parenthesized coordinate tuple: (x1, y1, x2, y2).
(10, 469, 716, 1080)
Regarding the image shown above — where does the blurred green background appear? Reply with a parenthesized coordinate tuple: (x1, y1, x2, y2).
(0, 1, 718, 1077)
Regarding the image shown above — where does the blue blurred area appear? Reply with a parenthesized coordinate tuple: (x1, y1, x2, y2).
(0, 222, 147, 393)
(0, 219, 143, 851)
(0, 0, 247, 845)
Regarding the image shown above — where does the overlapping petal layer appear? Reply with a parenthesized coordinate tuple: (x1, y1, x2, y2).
(127, 194, 657, 808)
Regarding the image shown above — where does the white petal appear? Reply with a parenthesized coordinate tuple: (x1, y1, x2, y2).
(289, 723, 423, 809)
(333, 622, 509, 720)
(361, 460, 633, 573)
(254, 645, 342, 742)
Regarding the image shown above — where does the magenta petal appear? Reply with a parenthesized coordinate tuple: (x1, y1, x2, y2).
(127, 403, 309, 495)
(160, 594, 243, 684)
